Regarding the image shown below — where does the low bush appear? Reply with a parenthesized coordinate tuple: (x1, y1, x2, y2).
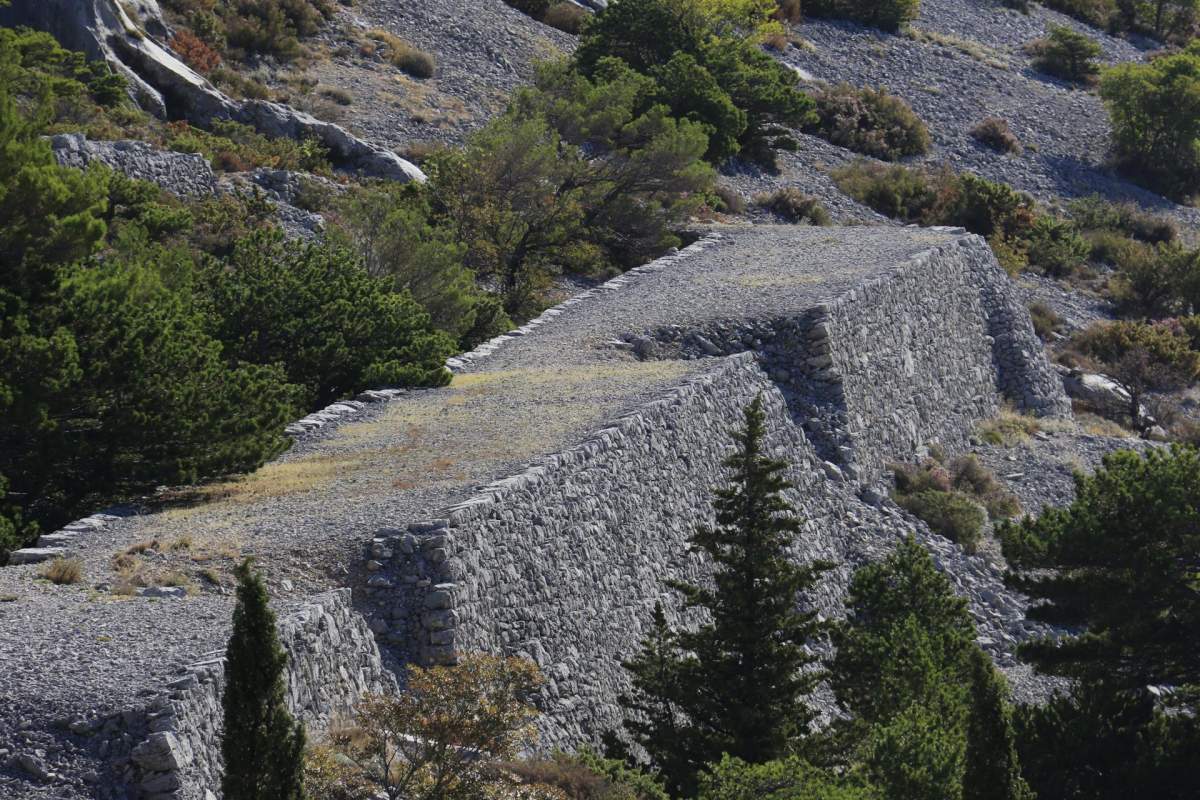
(807, 0, 921, 31)
(365, 30, 436, 78)
(1026, 215, 1091, 277)
(170, 29, 222, 74)
(713, 184, 748, 214)
(1027, 26, 1102, 84)
(950, 454, 1022, 519)
(1039, 0, 1117, 29)
(1068, 195, 1177, 244)
(754, 188, 832, 224)
(807, 84, 931, 161)
(164, 120, 330, 174)
(970, 117, 1022, 154)
(1029, 301, 1067, 340)
(164, 0, 337, 61)
(896, 489, 987, 551)
(892, 452, 1018, 551)
(831, 160, 936, 221)
(506, 751, 669, 800)
(1068, 319, 1200, 428)
(544, 3, 589, 34)
(38, 557, 83, 585)
(977, 409, 1043, 446)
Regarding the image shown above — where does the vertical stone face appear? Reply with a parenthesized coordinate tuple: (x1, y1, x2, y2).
(366, 233, 1070, 747)
(113, 589, 393, 800)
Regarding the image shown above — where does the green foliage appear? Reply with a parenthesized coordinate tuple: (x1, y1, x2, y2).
(164, 0, 336, 61)
(1068, 195, 1177, 244)
(831, 161, 936, 221)
(203, 231, 454, 408)
(697, 754, 878, 800)
(164, 119, 331, 174)
(1040, 0, 1117, 29)
(1106, 240, 1200, 318)
(432, 61, 712, 318)
(1067, 320, 1200, 426)
(808, 84, 931, 160)
(1101, 41, 1200, 201)
(509, 751, 670, 800)
(894, 489, 986, 551)
(831, 538, 1029, 800)
(619, 396, 831, 797)
(1001, 445, 1200, 690)
(804, 0, 921, 31)
(222, 560, 305, 800)
(754, 188, 831, 224)
(1029, 26, 1102, 84)
(963, 649, 1034, 800)
(334, 182, 509, 348)
(1025, 215, 1090, 277)
(1015, 682, 1200, 800)
(572, 0, 815, 165)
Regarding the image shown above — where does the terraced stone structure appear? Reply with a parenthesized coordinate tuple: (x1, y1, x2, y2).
(0, 225, 1068, 798)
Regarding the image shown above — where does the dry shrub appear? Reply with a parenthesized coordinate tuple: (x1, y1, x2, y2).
(977, 408, 1042, 446)
(970, 117, 1022, 154)
(39, 557, 83, 585)
(754, 187, 831, 225)
(774, 0, 804, 22)
(126, 539, 160, 555)
(1029, 300, 1065, 340)
(543, 3, 587, 34)
(171, 29, 222, 74)
(763, 32, 790, 51)
(713, 184, 747, 214)
(366, 30, 436, 79)
(808, 83, 931, 160)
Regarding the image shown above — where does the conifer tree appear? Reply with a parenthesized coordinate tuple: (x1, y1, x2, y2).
(832, 537, 1030, 800)
(222, 560, 305, 800)
(963, 648, 1033, 800)
(621, 394, 830, 796)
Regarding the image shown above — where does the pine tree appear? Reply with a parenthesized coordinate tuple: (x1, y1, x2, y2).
(222, 560, 305, 800)
(963, 648, 1033, 800)
(621, 394, 831, 796)
(832, 537, 1031, 800)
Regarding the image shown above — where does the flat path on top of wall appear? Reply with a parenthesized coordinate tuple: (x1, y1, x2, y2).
(474, 224, 960, 374)
(0, 224, 961, 797)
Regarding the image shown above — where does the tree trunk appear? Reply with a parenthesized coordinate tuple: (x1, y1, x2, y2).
(0, 0, 424, 182)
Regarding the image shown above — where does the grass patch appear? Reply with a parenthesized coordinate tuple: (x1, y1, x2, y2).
(39, 557, 83, 585)
(905, 27, 1011, 70)
(977, 409, 1042, 446)
(365, 29, 436, 78)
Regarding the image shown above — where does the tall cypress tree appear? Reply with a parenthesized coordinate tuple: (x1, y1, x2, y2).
(621, 394, 831, 797)
(222, 560, 305, 800)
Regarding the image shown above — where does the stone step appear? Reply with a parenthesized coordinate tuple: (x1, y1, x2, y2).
(8, 547, 67, 565)
(36, 532, 78, 548)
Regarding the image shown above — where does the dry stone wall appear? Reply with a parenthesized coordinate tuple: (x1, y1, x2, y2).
(87, 590, 390, 800)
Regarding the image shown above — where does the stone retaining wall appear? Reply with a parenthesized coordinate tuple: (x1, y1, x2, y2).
(361, 233, 1070, 746)
(90, 590, 390, 800)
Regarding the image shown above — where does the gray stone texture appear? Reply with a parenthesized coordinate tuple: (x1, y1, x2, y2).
(51, 134, 218, 197)
(86, 590, 389, 800)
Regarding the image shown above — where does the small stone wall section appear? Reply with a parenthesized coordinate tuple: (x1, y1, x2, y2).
(51, 133, 218, 197)
(86, 589, 391, 800)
